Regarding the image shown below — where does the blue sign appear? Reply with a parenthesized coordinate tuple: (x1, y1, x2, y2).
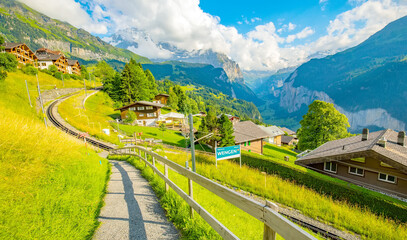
(216, 145, 241, 161)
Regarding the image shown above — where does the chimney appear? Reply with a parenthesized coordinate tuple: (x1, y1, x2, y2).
(378, 137, 387, 148)
(361, 128, 369, 141)
(398, 131, 405, 146)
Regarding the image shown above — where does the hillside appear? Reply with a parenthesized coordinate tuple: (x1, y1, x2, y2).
(142, 61, 262, 105)
(274, 15, 407, 132)
(0, 0, 150, 67)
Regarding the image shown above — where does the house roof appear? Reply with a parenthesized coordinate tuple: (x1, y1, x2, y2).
(116, 101, 165, 110)
(217, 114, 240, 119)
(280, 127, 296, 135)
(296, 129, 407, 174)
(155, 93, 169, 97)
(281, 135, 295, 144)
(233, 121, 269, 144)
(259, 125, 285, 138)
(3, 42, 24, 49)
(160, 112, 185, 119)
(67, 59, 79, 66)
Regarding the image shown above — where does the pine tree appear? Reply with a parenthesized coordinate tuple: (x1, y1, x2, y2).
(120, 59, 149, 103)
(168, 87, 179, 110)
(218, 114, 235, 147)
(145, 69, 158, 100)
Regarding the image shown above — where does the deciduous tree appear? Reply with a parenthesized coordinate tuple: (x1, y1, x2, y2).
(297, 100, 351, 150)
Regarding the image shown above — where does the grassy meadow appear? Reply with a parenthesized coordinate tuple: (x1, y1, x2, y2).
(0, 71, 110, 239)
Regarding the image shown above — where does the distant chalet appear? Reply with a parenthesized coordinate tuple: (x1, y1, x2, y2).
(259, 125, 285, 146)
(153, 93, 169, 105)
(296, 128, 407, 198)
(116, 101, 165, 126)
(36, 48, 69, 74)
(3, 43, 38, 65)
(233, 121, 269, 154)
(67, 59, 81, 75)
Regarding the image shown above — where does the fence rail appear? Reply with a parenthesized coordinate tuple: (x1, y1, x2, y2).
(109, 146, 315, 240)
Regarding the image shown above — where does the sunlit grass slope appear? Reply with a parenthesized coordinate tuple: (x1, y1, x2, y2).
(0, 71, 109, 239)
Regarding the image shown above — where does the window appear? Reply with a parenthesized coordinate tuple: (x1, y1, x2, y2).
(351, 157, 365, 163)
(349, 166, 364, 176)
(378, 173, 396, 184)
(41, 63, 46, 66)
(137, 106, 145, 111)
(244, 142, 247, 146)
(248, 141, 251, 146)
(129, 107, 136, 111)
(139, 114, 144, 117)
(147, 113, 156, 117)
(324, 162, 337, 173)
(146, 106, 153, 110)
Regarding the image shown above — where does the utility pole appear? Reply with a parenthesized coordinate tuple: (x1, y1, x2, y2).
(84, 76, 87, 97)
(36, 74, 47, 127)
(25, 80, 32, 107)
(62, 74, 64, 87)
(189, 113, 196, 172)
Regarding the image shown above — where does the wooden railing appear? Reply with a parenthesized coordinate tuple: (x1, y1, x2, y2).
(109, 146, 316, 240)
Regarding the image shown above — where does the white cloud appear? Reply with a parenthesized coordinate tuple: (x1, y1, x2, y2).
(18, 0, 407, 71)
(17, 0, 108, 34)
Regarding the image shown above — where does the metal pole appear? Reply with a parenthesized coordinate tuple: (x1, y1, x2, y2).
(189, 114, 196, 172)
(25, 80, 32, 107)
(239, 145, 242, 168)
(36, 74, 47, 127)
(84, 76, 87, 97)
(215, 141, 217, 169)
(62, 74, 64, 87)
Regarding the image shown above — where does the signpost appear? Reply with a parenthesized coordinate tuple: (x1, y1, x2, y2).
(215, 144, 241, 168)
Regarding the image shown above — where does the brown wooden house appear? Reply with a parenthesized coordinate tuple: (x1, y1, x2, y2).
(296, 129, 407, 198)
(116, 101, 165, 126)
(233, 121, 269, 154)
(3, 43, 38, 65)
(67, 59, 81, 75)
(154, 94, 169, 105)
(35, 48, 69, 73)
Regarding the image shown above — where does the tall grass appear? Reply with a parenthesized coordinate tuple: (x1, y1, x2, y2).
(0, 71, 109, 239)
(151, 148, 407, 240)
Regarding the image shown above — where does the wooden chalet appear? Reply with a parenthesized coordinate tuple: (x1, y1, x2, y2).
(296, 129, 407, 198)
(3, 43, 38, 65)
(67, 59, 81, 75)
(233, 121, 269, 154)
(218, 114, 240, 125)
(116, 101, 165, 126)
(259, 125, 285, 146)
(35, 48, 68, 73)
(154, 94, 169, 105)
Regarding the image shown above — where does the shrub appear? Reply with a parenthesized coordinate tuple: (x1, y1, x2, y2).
(48, 65, 58, 74)
(54, 71, 63, 80)
(21, 64, 38, 75)
(123, 111, 137, 125)
(0, 67, 7, 81)
(0, 52, 18, 72)
(63, 73, 71, 80)
(229, 152, 407, 223)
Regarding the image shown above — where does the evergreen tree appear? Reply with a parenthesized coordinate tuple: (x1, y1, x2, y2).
(218, 114, 235, 147)
(197, 117, 209, 143)
(145, 69, 158, 99)
(120, 59, 149, 103)
(168, 87, 179, 110)
(297, 100, 351, 150)
(95, 61, 116, 82)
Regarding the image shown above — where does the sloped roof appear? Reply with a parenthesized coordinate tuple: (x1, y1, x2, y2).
(280, 127, 296, 135)
(259, 125, 285, 138)
(296, 129, 407, 174)
(161, 112, 185, 119)
(155, 93, 169, 97)
(281, 135, 295, 144)
(3, 42, 24, 49)
(67, 59, 79, 66)
(116, 101, 165, 110)
(233, 121, 269, 144)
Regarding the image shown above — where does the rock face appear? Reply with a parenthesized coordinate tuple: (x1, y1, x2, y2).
(279, 72, 406, 132)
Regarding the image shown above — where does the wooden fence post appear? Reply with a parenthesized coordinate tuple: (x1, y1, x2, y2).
(186, 161, 194, 218)
(263, 201, 278, 240)
(152, 156, 156, 175)
(164, 156, 169, 192)
(144, 151, 147, 167)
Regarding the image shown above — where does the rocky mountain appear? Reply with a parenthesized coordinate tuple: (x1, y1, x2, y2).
(105, 28, 244, 83)
(276, 15, 407, 132)
(0, 0, 150, 66)
(142, 61, 262, 105)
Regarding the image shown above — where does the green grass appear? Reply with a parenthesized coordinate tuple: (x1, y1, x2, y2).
(118, 124, 187, 146)
(0, 71, 110, 239)
(138, 148, 407, 240)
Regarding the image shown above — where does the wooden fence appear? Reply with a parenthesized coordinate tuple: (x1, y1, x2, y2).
(109, 146, 316, 240)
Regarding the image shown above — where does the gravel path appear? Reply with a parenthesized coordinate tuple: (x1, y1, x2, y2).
(93, 159, 179, 240)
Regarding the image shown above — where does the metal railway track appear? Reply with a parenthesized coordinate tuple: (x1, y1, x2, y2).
(46, 99, 114, 151)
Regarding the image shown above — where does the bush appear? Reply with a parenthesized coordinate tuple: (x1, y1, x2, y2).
(63, 73, 71, 80)
(21, 64, 38, 76)
(230, 152, 407, 223)
(0, 68, 7, 81)
(48, 65, 58, 74)
(0, 53, 18, 72)
(123, 111, 137, 125)
(54, 71, 63, 80)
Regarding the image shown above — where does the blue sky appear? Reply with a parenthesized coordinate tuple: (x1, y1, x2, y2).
(18, 0, 407, 71)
